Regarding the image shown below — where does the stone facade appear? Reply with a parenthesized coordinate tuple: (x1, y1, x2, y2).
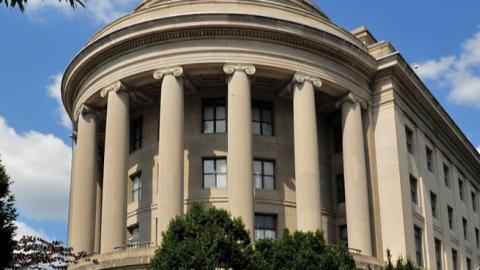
(63, 1, 480, 269)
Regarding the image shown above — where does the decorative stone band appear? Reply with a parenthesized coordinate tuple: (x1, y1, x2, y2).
(153, 66, 184, 80)
(293, 72, 323, 88)
(223, 63, 256, 76)
(100, 81, 127, 98)
(335, 92, 368, 109)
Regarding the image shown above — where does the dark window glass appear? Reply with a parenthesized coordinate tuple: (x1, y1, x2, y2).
(426, 146, 433, 172)
(339, 225, 348, 244)
(255, 214, 276, 240)
(459, 179, 465, 201)
(476, 228, 479, 249)
(406, 127, 414, 154)
(253, 160, 275, 190)
(463, 217, 468, 240)
(430, 192, 437, 218)
(336, 174, 345, 203)
(448, 206, 454, 230)
(203, 158, 227, 188)
(443, 164, 450, 188)
(472, 192, 477, 212)
(252, 101, 273, 136)
(334, 125, 342, 153)
(131, 173, 142, 203)
(414, 226, 423, 266)
(130, 117, 143, 152)
(452, 249, 458, 270)
(410, 175, 418, 205)
(467, 257, 472, 270)
(202, 98, 226, 134)
(434, 238, 442, 270)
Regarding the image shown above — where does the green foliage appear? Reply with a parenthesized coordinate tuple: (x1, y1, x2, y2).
(0, 0, 84, 12)
(256, 230, 356, 270)
(150, 203, 263, 270)
(381, 249, 420, 270)
(150, 203, 356, 270)
(0, 157, 17, 269)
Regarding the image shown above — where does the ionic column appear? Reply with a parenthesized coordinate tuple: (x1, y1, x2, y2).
(339, 93, 372, 256)
(153, 67, 185, 239)
(69, 105, 98, 253)
(292, 72, 323, 231)
(100, 82, 129, 253)
(224, 63, 255, 234)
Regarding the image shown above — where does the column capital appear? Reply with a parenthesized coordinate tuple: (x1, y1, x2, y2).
(153, 66, 184, 80)
(335, 92, 368, 109)
(74, 104, 97, 123)
(100, 81, 127, 98)
(223, 63, 256, 76)
(293, 72, 323, 88)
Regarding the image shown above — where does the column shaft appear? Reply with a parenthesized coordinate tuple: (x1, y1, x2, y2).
(342, 100, 372, 256)
(293, 80, 322, 231)
(69, 110, 98, 253)
(157, 69, 184, 239)
(100, 86, 129, 253)
(225, 64, 254, 234)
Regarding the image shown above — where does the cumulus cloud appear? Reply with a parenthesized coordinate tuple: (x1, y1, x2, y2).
(415, 30, 480, 108)
(47, 74, 71, 129)
(26, 0, 139, 24)
(0, 117, 71, 221)
(14, 221, 51, 241)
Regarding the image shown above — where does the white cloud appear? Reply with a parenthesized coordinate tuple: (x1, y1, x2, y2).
(14, 221, 51, 241)
(26, 0, 140, 24)
(0, 117, 71, 221)
(415, 30, 480, 108)
(47, 74, 71, 129)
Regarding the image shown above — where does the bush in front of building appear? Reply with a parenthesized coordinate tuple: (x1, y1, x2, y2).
(149, 203, 356, 270)
(380, 250, 420, 270)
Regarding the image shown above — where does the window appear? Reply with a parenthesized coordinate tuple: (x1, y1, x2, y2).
(252, 101, 273, 136)
(406, 127, 414, 154)
(203, 158, 227, 188)
(430, 192, 437, 218)
(459, 179, 465, 201)
(339, 225, 348, 244)
(203, 98, 226, 133)
(253, 160, 275, 190)
(334, 125, 342, 153)
(426, 146, 433, 172)
(463, 217, 468, 240)
(255, 214, 276, 240)
(336, 174, 345, 204)
(414, 226, 423, 267)
(128, 225, 139, 247)
(410, 175, 418, 205)
(443, 164, 450, 188)
(472, 192, 477, 212)
(130, 117, 143, 152)
(434, 238, 442, 270)
(447, 205, 454, 230)
(467, 257, 472, 270)
(451, 249, 458, 270)
(476, 228, 479, 249)
(131, 173, 141, 202)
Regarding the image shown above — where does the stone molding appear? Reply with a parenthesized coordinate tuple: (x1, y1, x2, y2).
(335, 92, 368, 109)
(223, 63, 256, 76)
(153, 66, 184, 80)
(100, 81, 127, 98)
(293, 72, 323, 88)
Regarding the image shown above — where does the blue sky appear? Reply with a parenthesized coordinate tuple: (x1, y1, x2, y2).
(0, 0, 479, 244)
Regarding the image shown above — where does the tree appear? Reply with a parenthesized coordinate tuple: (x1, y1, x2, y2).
(1, 0, 84, 12)
(0, 157, 17, 269)
(256, 230, 356, 270)
(381, 250, 420, 270)
(150, 203, 264, 270)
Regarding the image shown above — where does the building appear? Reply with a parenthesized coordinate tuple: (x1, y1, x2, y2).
(62, 0, 480, 269)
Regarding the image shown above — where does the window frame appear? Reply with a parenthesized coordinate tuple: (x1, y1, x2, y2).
(131, 173, 142, 203)
(254, 213, 277, 241)
(443, 164, 450, 188)
(462, 217, 468, 240)
(336, 174, 345, 204)
(426, 146, 434, 173)
(253, 159, 276, 190)
(430, 191, 437, 218)
(447, 205, 454, 230)
(472, 191, 477, 212)
(434, 238, 442, 270)
(405, 126, 414, 154)
(130, 117, 143, 153)
(414, 225, 423, 267)
(252, 100, 274, 136)
(458, 178, 465, 201)
(410, 175, 418, 205)
(202, 98, 227, 134)
(128, 224, 140, 247)
(451, 249, 458, 270)
(475, 228, 479, 249)
(202, 157, 227, 189)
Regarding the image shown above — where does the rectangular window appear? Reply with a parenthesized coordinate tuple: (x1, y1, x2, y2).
(253, 160, 275, 190)
(203, 158, 227, 188)
(255, 214, 276, 241)
(336, 174, 345, 204)
(472, 192, 477, 212)
(128, 225, 139, 247)
(203, 98, 226, 134)
(410, 175, 418, 205)
(430, 192, 437, 218)
(476, 228, 479, 249)
(131, 173, 142, 202)
(339, 225, 348, 244)
(252, 101, 273, 136)
(463, 217, 468, 240)
(448, 205, 454, 230)
(130, 117, 143, 152)
(451, 249, 458, 270)
(426, 146, 433, 172)
(406, 127, 414, 154)
(414, 226, 423, 267)
(444, 164, 450, 188)
(467, 257, 472, 270)
(459, 179, 465, 201)
(434, 238, 442, 270)
(334, 125, 342, 153)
